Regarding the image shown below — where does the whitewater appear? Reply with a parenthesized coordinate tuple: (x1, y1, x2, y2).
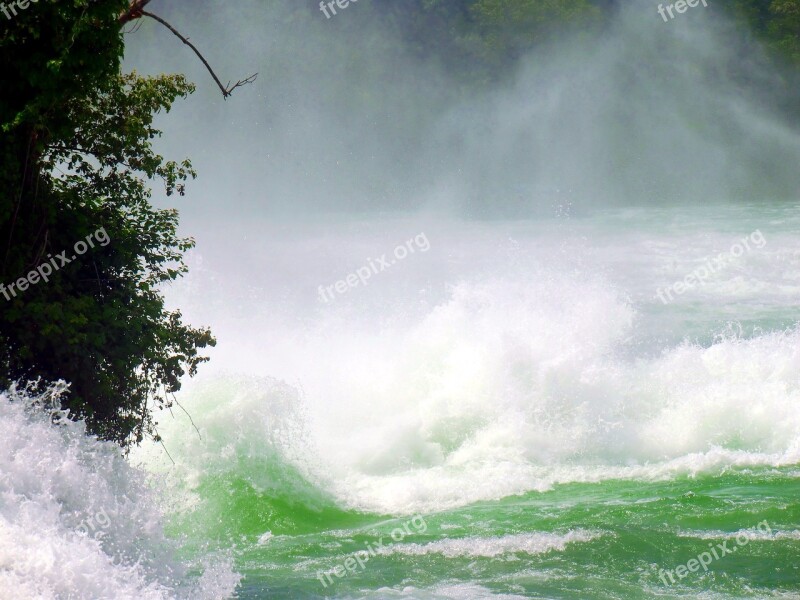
(2, 1, 800, 598)
(2, 205, 799, 598)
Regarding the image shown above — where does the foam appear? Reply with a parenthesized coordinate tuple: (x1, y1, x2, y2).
(678, 529, 800, 541)
(140, 216, 800, 517)
(143, 270, 800, 516)
(351, 583, 531, 599)
(0, 383, 240, 600)
(382, 530, 604, 558)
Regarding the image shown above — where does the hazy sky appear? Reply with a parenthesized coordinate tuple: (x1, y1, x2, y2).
(124, 0, 800, 231)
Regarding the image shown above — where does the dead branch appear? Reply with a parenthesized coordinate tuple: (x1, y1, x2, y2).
(140, 10, 257, 99)
(123, 19, 144, 36)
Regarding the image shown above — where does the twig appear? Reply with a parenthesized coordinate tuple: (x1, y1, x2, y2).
(141, 11, 257, 99)
(171, 392, 201, 440)
(92, 258, 104, 300)
(123, 20, 144, 35)
(157, 434, 176, 465)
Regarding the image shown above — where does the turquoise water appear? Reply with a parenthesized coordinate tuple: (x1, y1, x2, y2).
(230, 471, 799, 598)
(4, 1, 800, 596)
(2, 204, 799, 598)
(140, 204, 800, 598)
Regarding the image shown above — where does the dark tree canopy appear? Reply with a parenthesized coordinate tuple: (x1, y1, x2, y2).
(0, 0, 214, 446)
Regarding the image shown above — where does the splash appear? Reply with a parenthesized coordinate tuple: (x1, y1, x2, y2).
(142, 264, 800, 517)
(0, 382, 240, 600)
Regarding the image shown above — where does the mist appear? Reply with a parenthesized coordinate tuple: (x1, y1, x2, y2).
(123, 0, 800, 230)
(6, 1, 800, 597)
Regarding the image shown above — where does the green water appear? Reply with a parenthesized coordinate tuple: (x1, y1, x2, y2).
(141, 206, 800, 599)
(171, 468, 799, 598)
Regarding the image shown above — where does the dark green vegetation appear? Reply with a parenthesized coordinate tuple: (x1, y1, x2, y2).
(730, 0, 800, 64)
(0, 0, 213, 446)
(374, 0, 800, 82)
(1, 0, 799, 447)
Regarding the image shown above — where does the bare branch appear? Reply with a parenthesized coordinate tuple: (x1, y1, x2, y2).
(224, 73, 259, 97)
(141, 11, 257, 99)
(170, 392, 202, 440)
(156, 433, 176, 465)
(123, 20, 144, 35)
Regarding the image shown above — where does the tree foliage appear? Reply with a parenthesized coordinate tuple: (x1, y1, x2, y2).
(371, 0, 600, 83)
(0, 0, 214, 446)
(373, 0, 800, 81)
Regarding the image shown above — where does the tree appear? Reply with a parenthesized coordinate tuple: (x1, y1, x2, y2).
(0, 0, 252, 446)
